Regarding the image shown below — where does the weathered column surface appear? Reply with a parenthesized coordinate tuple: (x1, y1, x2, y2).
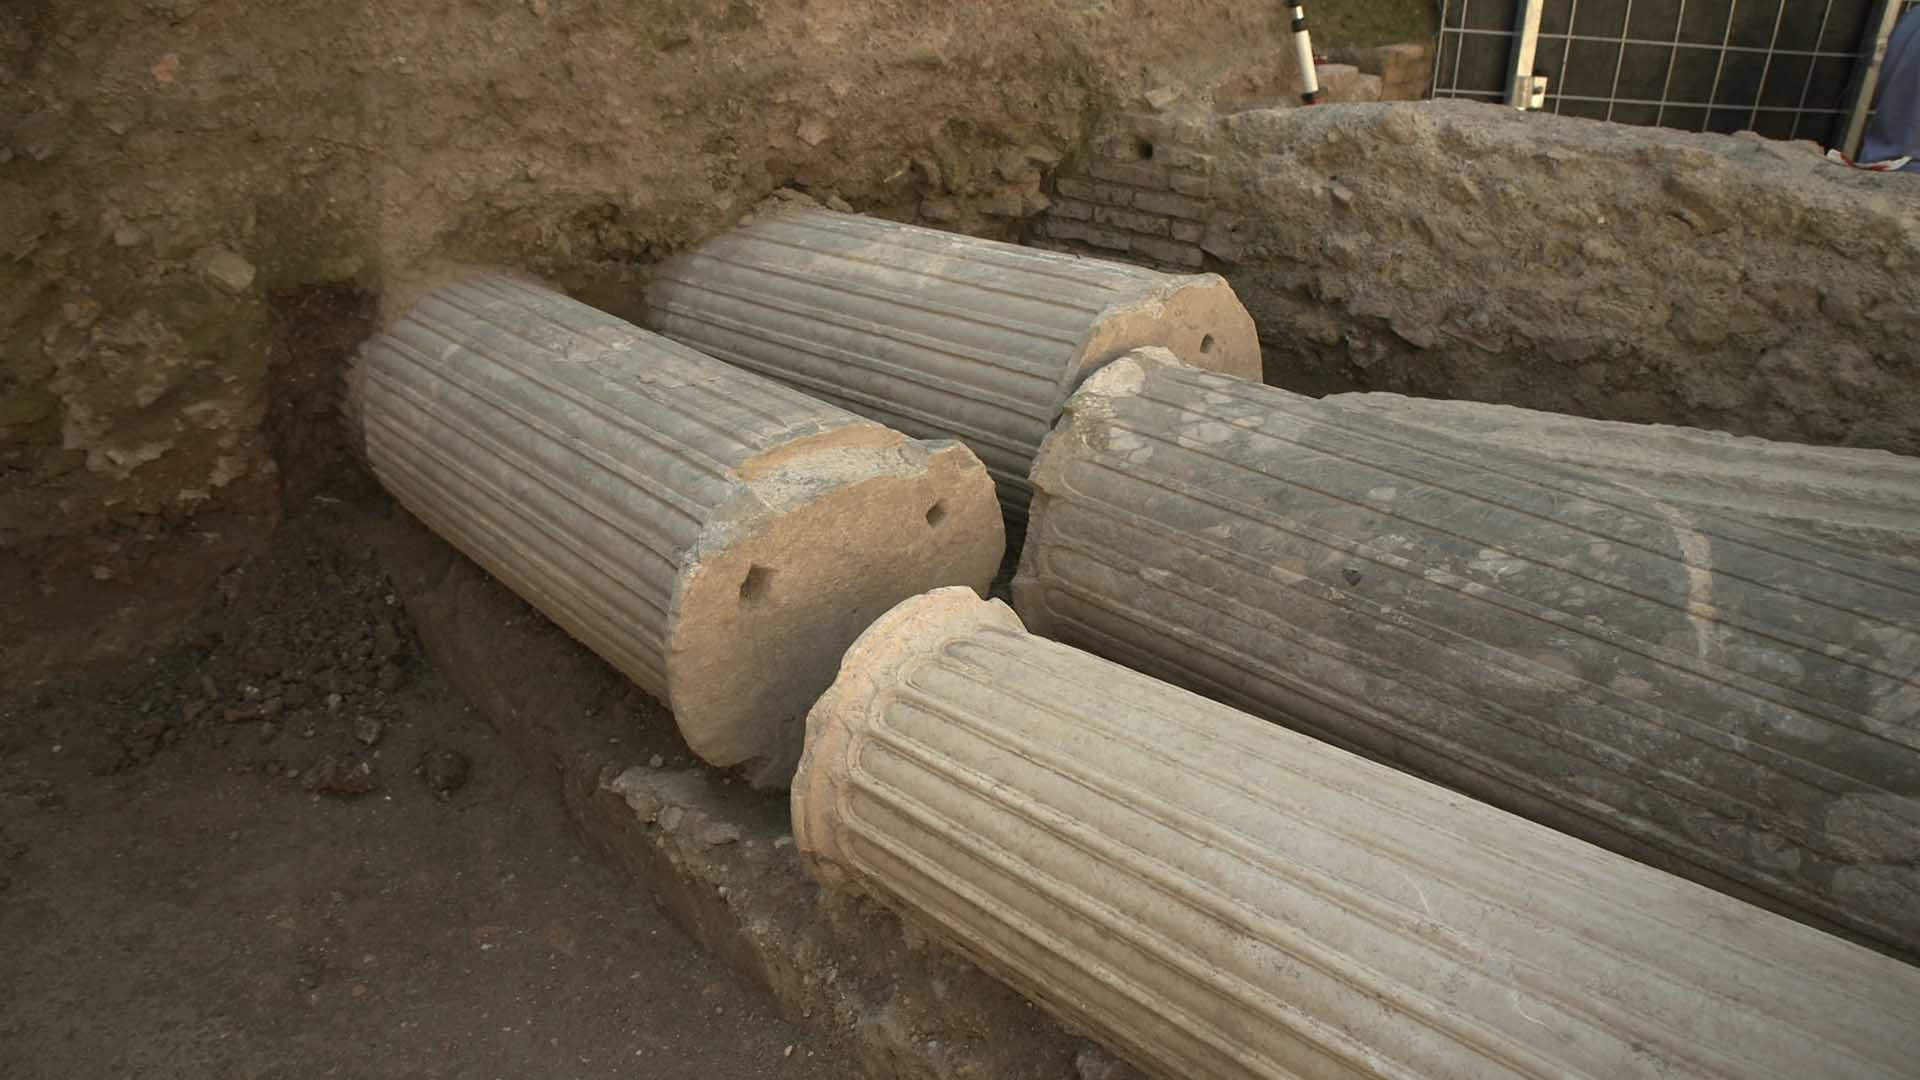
(1015, 349, 1920, 957)
(348, 274, 1003, 784)
(642, 208, 1261, 516)
(1328, 392, 1920, 563)
(794, 588, 1920, 1080)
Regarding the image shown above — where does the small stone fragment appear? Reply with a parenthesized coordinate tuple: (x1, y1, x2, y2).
(353, 716, 384, 747)
(1075, 1044, 1146, 1080)
(372, 623, 402, 662)
(615, 783, 663, 822)
(419, 748, 471, 798)
(696, 820, 742, 847)
(301, 754, 378, 797)
(200, 247, 256, 294)
(796, 118, 831, 147)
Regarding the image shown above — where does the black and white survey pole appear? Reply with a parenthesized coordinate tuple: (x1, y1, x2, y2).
(1289, 5, 1321, 104)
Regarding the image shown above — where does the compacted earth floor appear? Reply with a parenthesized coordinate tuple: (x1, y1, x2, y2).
(0, 497, 852, 1079)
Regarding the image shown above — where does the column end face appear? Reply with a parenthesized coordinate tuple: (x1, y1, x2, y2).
(792, 587, 1024, 886)
(668, 438, 1005, 782)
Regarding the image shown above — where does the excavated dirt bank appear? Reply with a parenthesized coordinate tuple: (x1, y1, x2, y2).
(1035, 100, 1920, 453)
(0, 492, 859, 1080)
(2, 0, 1314, 680)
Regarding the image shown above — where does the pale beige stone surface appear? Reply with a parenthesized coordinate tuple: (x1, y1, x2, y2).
(644, 208, 1261, 516)
(796, 587, 1920, 1080)
(350, 274, 1003, 784)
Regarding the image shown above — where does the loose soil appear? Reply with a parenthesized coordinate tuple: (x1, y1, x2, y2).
(0, 493, 852, 1079)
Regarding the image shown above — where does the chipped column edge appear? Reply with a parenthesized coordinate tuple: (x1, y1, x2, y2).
(1014, 351, 1160, 633)
(792, 588, 1025, 888)
(664, 437, 1007, 776)
(1068, 275, 1263, 392)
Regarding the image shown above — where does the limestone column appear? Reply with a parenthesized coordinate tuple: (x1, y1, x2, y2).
(642, 208, 1261, 517)
(347, 274, 1003, 784)
(1326, 392, 1920, 563)
(795, 588, 1920, 1080)
(1015, 348, 1920, 957)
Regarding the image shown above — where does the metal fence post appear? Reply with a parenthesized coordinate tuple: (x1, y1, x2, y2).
(1506, 0, 1547, 108)
(1836, 0, 1905, 154)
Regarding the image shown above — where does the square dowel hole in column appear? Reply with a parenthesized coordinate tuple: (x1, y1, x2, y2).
(739, 564, 773, 606)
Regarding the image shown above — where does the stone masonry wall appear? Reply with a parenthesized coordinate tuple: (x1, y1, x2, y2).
(1040, 113, 1218, 272)
(1031, 100, 1920, 456)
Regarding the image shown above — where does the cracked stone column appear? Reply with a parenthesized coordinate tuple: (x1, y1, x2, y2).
(1015, 349, 1920, 958)
(794, 588, 1920, 1080)
(1326, 392, 1920, 563)
(347, 274, 1003, 785)
(642, 208, 1261, 518)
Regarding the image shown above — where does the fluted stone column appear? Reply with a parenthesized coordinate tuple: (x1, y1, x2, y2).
(1326, 392, 1920, 563)
(642, 208, 1261, 517)
(794, 588, 1920, 1080)
(348, 274, 1003, 784)
(1015, 348, 1920, 957)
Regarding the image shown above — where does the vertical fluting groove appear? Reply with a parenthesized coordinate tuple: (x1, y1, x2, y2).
(1323, 392, 1920, 565)
(429, 274, 855, 452)
(366, 440, 668, 690)
(362, 413, 674, 652)
(862, 650, 1826, 1079)
(1026, 527, 1856, 843)
(354, 274, 874, 704)
(765, 212, 1151, 297)
(668, 249, 1087, 355)
(1097, 382, 1920, 748)
(641, 292, 1058, 428)
(362, 344, 700, 564)
(1049, 448, 1903, 751)
(1015, 352, 1920, 957)
(395, 308, 738, 488)
(797, 591, 1920, 1080)
(356, 275, 1007, 777)
(643, 271, 1066, 410)
(360, 399, 677, 628)
(1199, 379, 1920, 630)
(645, 209, 1262, 515)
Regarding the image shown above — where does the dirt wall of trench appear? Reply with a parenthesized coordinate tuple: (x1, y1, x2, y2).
(2, 0, 1313, 681)
(1034, 100, 1920, 453)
